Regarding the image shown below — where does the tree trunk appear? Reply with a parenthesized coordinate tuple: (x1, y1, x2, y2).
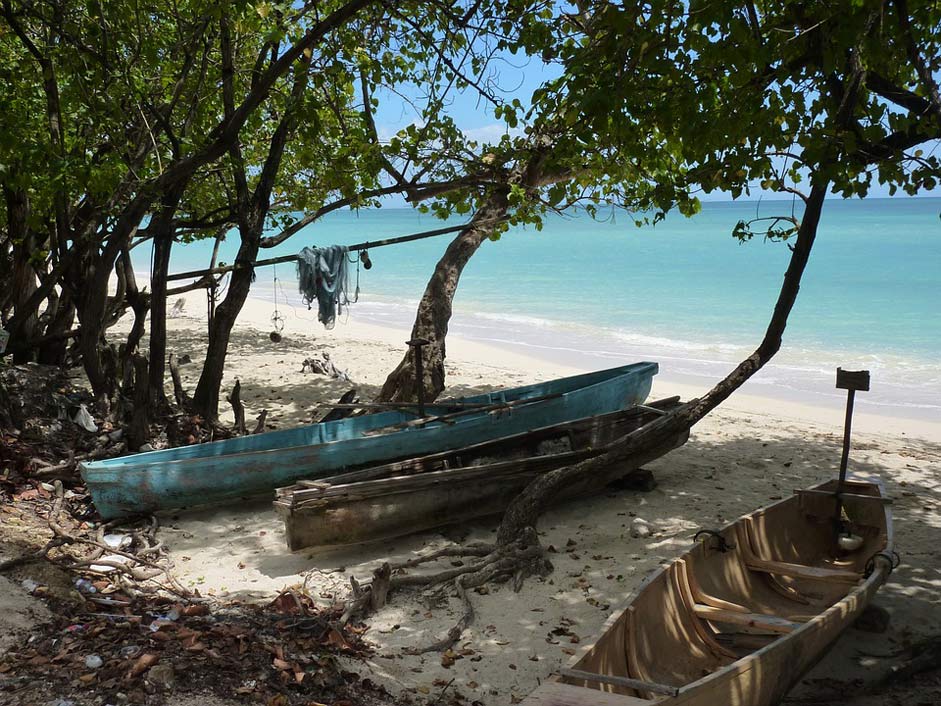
(495, 180, 831, 547)
(147, 188, 184, 408)
(125, 353, 151, 451)
(120, 249, 150, 365)
(4, 187, 39, 363)
(75, 258, 115, 403)
(74, 233, 130, 406)
(376, 191, 510, 403)
(36, 290, 75, 365)
(148, 233, 173, 407)
(192, 238, 261, 419)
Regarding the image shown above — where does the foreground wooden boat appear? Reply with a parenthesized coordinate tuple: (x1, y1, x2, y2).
(81, 362, 658, 519)
(275, 397, 689, 550)
(522, 477, 893, 706)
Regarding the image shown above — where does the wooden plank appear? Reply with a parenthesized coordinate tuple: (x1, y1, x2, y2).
(836, 368, 870, 391)
(736, 515, 861, 584)
(520, 681, 654, 705)
(559, 669, 679, 697)
(745, 558, 861, 584)
(692, 605, 802, 634)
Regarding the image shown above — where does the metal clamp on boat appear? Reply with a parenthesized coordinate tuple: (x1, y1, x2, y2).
(864, 550, 901, 578)
(693, 528, 735, 553)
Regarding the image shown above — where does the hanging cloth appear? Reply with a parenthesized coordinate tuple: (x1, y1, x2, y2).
(296, 245, 355, 329)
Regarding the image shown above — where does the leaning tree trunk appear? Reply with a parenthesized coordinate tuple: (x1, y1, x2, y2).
(377, 135, 560, 403)
(376, 191, 510, 403)
(495, 180, 831, 547)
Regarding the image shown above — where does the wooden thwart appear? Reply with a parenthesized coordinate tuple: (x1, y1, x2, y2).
(736, 520, 862, 584)
(744, 557, 861, 584)
(692, 605, 802, 634)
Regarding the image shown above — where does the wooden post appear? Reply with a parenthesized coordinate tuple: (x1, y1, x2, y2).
(833, 367, 870, 549)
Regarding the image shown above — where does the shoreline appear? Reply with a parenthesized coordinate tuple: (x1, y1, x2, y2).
(161, 289, 941, 441)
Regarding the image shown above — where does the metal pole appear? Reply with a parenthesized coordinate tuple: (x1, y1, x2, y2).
(832, 368, 870, 550)
(407, 338, 429, 417)
(832, 387, 856, 538)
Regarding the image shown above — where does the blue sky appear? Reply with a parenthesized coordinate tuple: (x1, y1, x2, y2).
(370, 45, 936, 204)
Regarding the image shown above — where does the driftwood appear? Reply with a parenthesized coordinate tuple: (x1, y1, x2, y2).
(318, 389, 358, 423)
(301, 352, 351, 382)
(227, 380, 246, 435)
(252, 410, 268, 434)
(168, 353, 193, 410)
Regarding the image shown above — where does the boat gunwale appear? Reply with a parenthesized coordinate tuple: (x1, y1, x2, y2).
(79, 362, 658, 477)
(558, 476, 893, 701)
(276, 400, 680, 503)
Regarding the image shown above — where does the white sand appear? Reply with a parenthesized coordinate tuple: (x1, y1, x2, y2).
(144, 292, 941, 704)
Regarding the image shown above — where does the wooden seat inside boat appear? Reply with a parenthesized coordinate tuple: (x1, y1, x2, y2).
(550, 480, 890, 703)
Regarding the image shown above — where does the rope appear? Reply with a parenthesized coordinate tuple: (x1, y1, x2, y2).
(271, 263, 285, 333)
(165, 216, 509, 283)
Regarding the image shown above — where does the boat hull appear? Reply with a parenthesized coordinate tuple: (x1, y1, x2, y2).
(275, 401, 689, 550)
(81, 363, 658, 518)
(522, 478, 893, 706)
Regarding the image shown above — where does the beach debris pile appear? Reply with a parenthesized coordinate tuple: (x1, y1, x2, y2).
(0, 476, 184, 599)
(0, 587, 388, 706)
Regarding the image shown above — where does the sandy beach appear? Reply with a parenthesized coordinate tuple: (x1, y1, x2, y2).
(112, 291, 941, 705)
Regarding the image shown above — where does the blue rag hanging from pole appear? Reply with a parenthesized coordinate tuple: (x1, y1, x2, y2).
(296, 245, 355, 329)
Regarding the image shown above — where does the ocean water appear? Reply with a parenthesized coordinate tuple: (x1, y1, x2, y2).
(155, 198, 941, 421)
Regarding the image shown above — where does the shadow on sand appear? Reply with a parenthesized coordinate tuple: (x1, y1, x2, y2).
(157, 422, 941, 703)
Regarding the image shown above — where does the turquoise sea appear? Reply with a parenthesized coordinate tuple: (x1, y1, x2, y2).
(155, 197, 941, 421)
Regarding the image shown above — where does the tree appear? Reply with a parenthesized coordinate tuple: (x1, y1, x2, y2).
(1, 0, 562, 426)
(377, 2, 701, 402)
(356, 0, 941, 645)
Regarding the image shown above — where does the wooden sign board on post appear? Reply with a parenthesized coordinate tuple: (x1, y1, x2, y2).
(836, 368, 870, 392)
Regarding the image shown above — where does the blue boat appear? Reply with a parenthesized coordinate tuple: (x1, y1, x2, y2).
(80, 362, 658, 519)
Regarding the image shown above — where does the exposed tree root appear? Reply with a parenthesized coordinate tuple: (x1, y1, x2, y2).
(1, 480, 73, 571)
(342, 530, 551, 651)
(1, 480, 190, 597)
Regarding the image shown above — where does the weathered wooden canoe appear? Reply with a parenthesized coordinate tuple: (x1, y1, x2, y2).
(522, 477, 893, 706)
(81, 362, 658, 519)
(274, 397, 689, 550)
